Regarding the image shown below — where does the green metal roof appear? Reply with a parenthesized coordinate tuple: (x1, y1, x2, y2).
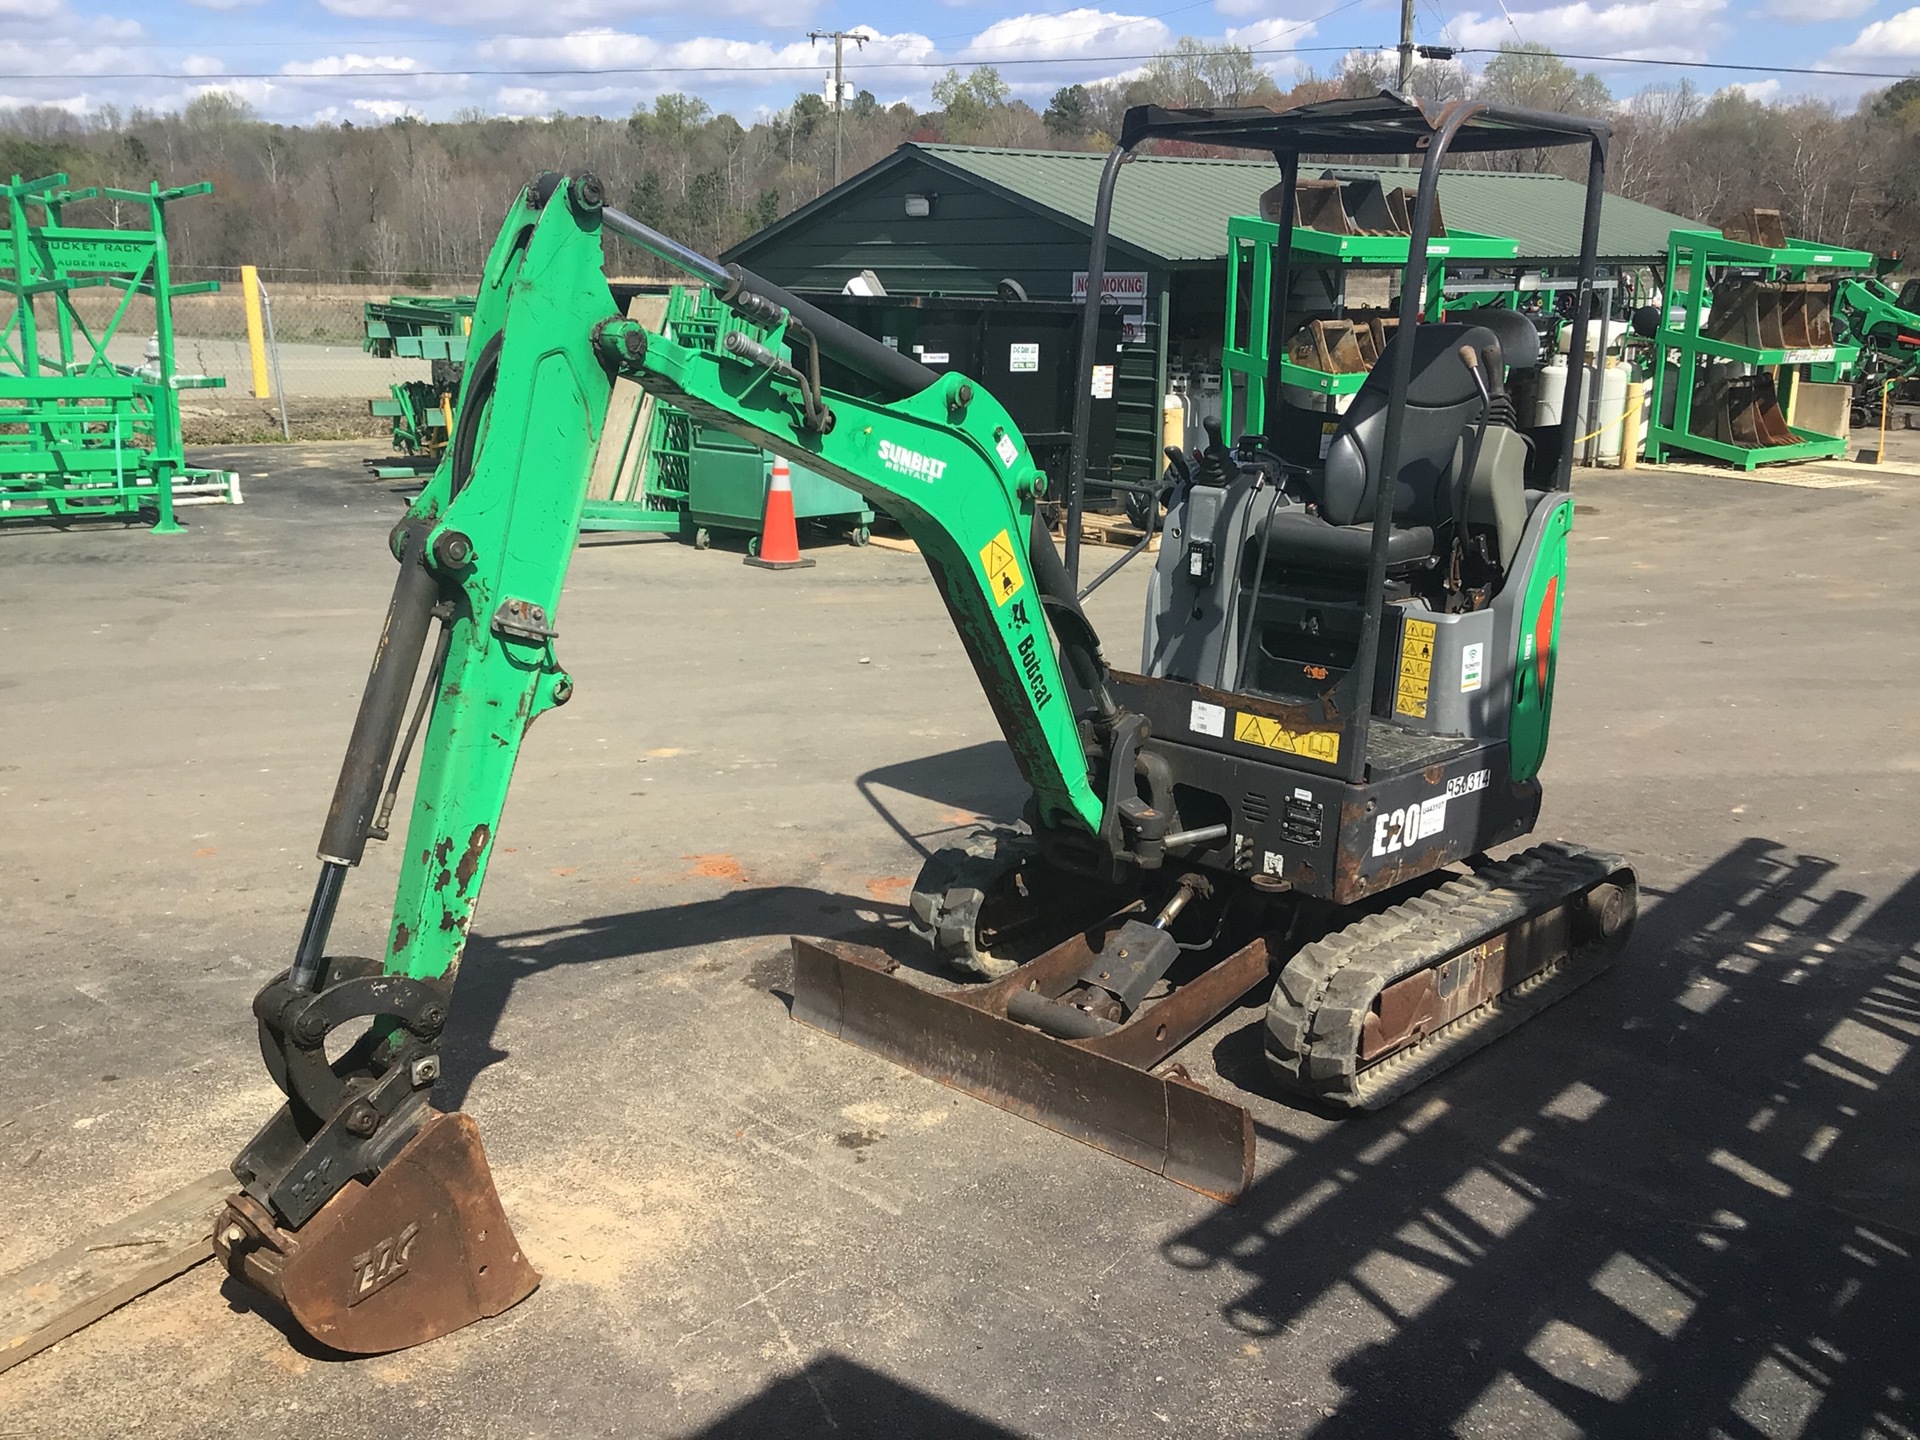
(910, 144, 1697, 267)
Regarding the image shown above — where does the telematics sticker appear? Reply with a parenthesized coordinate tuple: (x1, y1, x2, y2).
(1189, 700, 1226, 737)
(1461, 641, 1484, 693)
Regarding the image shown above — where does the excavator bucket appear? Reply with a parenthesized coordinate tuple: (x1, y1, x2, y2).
(789, 934, 1260, 1203)
(1723, 207, 1788, 249)
(214, 1111, 538, 1355)
(1751, 373, 1799, 445)
(1293, 177, 1357, 235)
(1778, 284, 1814, 349)
(1287, 318, 1369, 375)
(1343, 177, 1405, 236)
(1801, 283, 1837, 348)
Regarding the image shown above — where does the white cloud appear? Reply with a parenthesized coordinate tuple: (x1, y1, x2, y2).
(181, 54, 225, 76)
(0, 0, 65, 19)
(959, 9, 1173, 61)
(282, 53, 422, 77)
(353, 98, 424, 119)
(0, 89, 88, 112)
(1761, 0, 1871, 17)
(318, 0, 802, 29)
(1832, 6, 1920, 56)
(1724, 78, 1780, 101)
(1223, 15, 1319, 51)
(185, 0, 264, 10)
(1451, 0, 1729, 60)
(494, 85, 551, 116)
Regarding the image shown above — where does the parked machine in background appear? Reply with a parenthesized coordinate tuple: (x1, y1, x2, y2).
(212, 97, 1635, 1360)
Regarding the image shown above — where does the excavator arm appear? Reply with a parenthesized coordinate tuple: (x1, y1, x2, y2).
(214, 171, 1113, 1353)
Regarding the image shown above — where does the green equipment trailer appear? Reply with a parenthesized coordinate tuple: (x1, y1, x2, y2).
(0, 173, 237, 531)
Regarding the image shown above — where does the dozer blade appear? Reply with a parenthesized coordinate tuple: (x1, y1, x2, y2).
(791, 936, 1257, 1203)
(214, 1110, 538, 1354)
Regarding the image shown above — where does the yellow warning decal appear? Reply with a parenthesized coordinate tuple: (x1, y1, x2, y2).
(979, 528, 1026, 608)
(1395, 616, 1436, 720)
(1233, 712, 1341, 764)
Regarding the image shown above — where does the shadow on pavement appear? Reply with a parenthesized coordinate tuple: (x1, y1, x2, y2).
(676, 1353, 1027, 1439)
(1164, 837, 1920, 1437)
(437, 885, 907, 1109)
(855, 741, 1023, 862)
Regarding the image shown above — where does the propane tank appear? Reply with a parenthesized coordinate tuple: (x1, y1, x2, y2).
(1595, 363, 1630, 465)
(1162, 388, 1187, 454)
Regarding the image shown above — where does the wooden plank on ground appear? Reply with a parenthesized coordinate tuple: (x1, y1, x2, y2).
(0, 1170, 232, 1375)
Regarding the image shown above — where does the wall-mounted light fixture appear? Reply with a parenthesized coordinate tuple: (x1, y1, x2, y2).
(904, 194, 932, 218)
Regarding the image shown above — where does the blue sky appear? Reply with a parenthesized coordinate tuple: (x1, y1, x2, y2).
(6, 0, 1914, 125)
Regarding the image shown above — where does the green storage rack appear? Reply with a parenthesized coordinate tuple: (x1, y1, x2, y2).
(0, 174, 235, 531)
(1645, 228, 1874, 470)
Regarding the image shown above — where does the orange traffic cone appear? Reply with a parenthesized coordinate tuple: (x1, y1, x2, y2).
(745, 456, 816, 571)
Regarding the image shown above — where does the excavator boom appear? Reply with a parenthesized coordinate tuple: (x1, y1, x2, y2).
(215, 171, 1112, 1352)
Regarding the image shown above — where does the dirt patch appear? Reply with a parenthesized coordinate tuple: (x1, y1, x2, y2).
(180, 397, 392, 446)
(864, 876, 912, 901)
(501, 1167, 719, 1290)
(684, 854, 748, 884)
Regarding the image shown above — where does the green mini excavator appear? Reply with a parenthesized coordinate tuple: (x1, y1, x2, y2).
(214, 96, 1636, 1355)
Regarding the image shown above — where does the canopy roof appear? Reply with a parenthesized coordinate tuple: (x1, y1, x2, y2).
(1118, 93, 1611, 158)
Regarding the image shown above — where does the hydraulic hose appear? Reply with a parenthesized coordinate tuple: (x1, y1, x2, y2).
(601, 205, 938, 401)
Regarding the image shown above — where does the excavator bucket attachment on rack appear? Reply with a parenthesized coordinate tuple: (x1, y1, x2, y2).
(790, 928, 1263, 1203)
(1292, 177, 1358, 235)
(1707, 281, 1787, 350)
(1287, 318, 1369, 374)
(1778, 284, 1814, 349)
(1723, 207, 1788, 248)
(1343, 177, 1405, 236)
(214, 1111, 539, 1355)
(1750, 373, 1799, 445)
(1804, 284, 1836, 348)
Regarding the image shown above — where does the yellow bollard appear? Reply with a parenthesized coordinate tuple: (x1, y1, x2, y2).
(1876, 379, 1892, 465)
(1620, 380, 1644, 471)
(240, 265, 271, 400)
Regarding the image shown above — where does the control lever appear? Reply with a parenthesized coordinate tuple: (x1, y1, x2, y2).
(1453, 344, 1495, 570)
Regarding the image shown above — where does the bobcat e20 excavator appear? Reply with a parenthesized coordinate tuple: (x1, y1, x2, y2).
(212, 95, 1636, 1355)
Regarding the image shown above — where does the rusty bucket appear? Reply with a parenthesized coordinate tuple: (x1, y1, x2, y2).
(215, 1111, 539, 1355)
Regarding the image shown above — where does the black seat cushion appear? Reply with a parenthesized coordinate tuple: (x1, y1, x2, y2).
(1316, 322, 1495, 529)
(1261, 509, 1435, 570)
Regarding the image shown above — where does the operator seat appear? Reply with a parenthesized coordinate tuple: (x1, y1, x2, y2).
(1260, 321, 1508, 571)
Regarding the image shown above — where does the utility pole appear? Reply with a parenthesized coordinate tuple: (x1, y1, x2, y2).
(809, 30, 867, 189)
(1397, 0, 1416, 92)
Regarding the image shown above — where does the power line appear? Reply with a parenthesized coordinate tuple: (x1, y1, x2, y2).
(0, 47, 1353, 82)
(1452, 47, 1913, 80)
(0, 44, 1910, 85)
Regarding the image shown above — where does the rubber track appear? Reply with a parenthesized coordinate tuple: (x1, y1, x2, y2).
(1265, 843, 1636, 1110)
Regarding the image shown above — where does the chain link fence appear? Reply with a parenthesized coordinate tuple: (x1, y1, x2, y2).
(81, 279, 475, 448)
